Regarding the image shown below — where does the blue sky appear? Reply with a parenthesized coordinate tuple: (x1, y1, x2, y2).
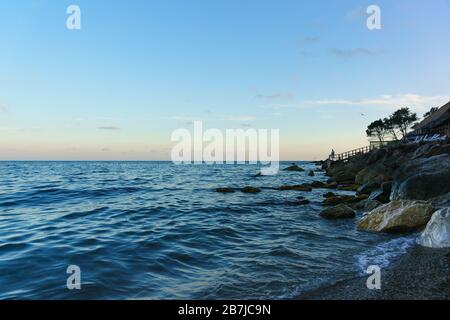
(1, 0, 449, 160)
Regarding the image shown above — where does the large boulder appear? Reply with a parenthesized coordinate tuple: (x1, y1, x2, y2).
(391, 154, 450, 201)
(355, 163, 393, 185)
(425, 144, 450, 158)
(357, 200, 435, 233)
(418, 208, 450, 248)
(320, 204, 356, 219)
(326, 156, 368, 184)
(367, 148, 388, 165)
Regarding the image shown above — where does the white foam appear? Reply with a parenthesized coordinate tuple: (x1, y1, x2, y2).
(355, 235, 417, 275)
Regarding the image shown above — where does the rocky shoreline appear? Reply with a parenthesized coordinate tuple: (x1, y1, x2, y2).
(298, 139, 450, 300)
(214, 139, 450, 299)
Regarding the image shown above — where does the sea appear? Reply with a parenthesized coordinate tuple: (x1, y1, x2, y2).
(0, 161, 416, 299)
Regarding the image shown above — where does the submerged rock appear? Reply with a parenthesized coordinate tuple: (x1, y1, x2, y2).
(357, 200, 435, 233)
(241, 186, 261, 193)
(216, 187, 235, 193)
(320, 204, 356, 219)
(418, 208, 450, 248)
(323, 192, 336, 198)
(310, 181, 326, 188)
(278, 185, 312, 192)
(308, 170, 315, 177)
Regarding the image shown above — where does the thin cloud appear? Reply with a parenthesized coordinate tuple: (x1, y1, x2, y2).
(97, 126, 121, 131)
(170, 115, 256, 123)
(303, 36, 320, 44)
(305, 94, 450, 111)
(330, 48, 377, 58)
(255, 92, 294, 102)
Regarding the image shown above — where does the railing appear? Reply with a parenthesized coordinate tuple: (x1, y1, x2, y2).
(329, 145, 374, 162)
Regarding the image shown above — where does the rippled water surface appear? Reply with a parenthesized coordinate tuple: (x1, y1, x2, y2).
(0, 161, 405, 299)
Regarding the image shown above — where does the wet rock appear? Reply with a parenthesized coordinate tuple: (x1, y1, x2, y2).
(241, 187, 261, 193)
(391, 154, 450, 201)
(320, 204, 356, 219)
(357, 181, 381, 195)
(368, 181, 392, 204)
(278, 185, 312, 192)
(216, 187, 235, 193)
(323, 192, 336, 198)
(323, 195, 357, 206)
(310, 181, 326, 188)
(283, 165, 304, 172)
(357, 200, 435, 233)
(418, 208, 450, 248)
(308, 171, 315, 177)
(337, 184, 360, 192)
(354, 199, 382, 212)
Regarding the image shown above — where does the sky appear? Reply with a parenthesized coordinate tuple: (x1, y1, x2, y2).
(0, 0, 449, 161)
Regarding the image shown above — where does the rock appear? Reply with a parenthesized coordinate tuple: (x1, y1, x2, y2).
(323, 192, 336, 198)
(355, 199, 382, 212)
(425, 144, 450, 158)
(355, 163, 392, 185)
(391, 154, 450, 201)
(336, 184, 360, 192)
(320, 204, 356, 219)
(357, 181, 381, 195)
(283, 165, 304, 172)
(308, 170, 315, 177)
(326, 157, 367, 184)
(323, 182, 338, 189)
(367, 148, 388, 165)
(368, 181, 392, 204)
(323, 195, 357, 206)
(310, 181, 326, 188)
(216, 187, 235, 193)
(278, 185, 312, 192)
(412, 142, 438, 159)
(241, 187, 261, 193)
(346, 194, 369, 203)
(418, 208, 450, 248)
(357, 200, 435, 233)
(293, 199, 310, 205)
(430, 192, 450, 209)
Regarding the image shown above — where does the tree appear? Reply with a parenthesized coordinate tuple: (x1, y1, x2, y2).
(389, 107, 418, 139)
(366, 119, 387, 143)
(423, 107, 439, 118)
(383, 117, 399, 141)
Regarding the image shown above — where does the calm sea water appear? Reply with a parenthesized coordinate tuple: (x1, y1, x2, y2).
(0, 161, 413, 300)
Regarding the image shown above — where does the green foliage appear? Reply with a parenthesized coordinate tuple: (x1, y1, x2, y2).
(423, 107, 439, 118)
(366, 119, 387, 143)
(366, 107, 418, 142)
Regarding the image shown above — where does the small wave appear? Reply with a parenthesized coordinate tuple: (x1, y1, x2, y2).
(355, 235, 417, 274)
